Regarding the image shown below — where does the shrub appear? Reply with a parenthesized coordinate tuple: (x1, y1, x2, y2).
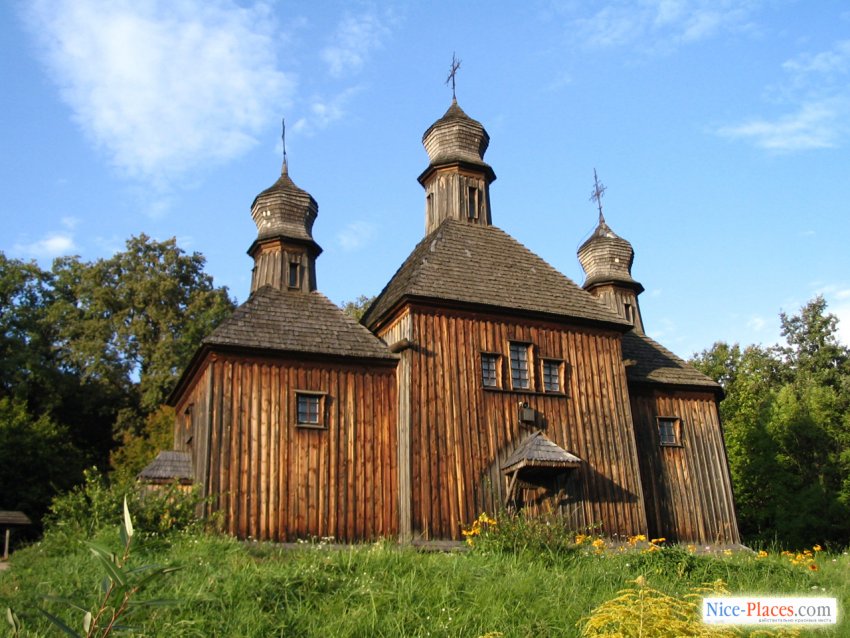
(43, 468, 210, 543)
(462, 510, 587, 558)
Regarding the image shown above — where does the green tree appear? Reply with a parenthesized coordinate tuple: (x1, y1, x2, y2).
(0, 397, 84, 526)
(693, 297, 850, 548)
(340, 295, 375, 322)
(109, 406, 176, 484)
(49, 235, 234, 416)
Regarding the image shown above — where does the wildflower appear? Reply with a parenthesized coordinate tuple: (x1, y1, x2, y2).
(809, 564, 819, 571)
(650, 537, 666, 544)
(575, 534, 588, 545)
(813, 544, 822, 552)
(757, 550, 768, 558)
(592, 538, 606, 550)
(687, 544, 696, 553)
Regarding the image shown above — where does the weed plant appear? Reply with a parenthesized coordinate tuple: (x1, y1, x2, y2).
(2, 499, 847, 636)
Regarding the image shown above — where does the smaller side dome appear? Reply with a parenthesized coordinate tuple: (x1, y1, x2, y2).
(578, 219, 642, 291)
(422, 99, 490, 167)
(250, 163, 319, 243)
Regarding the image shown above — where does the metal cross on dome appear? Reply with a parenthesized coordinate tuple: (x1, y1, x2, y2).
(590, 168, 607, 224)
(446, 53, 461, 99)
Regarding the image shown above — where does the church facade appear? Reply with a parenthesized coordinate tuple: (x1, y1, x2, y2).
(147, 99, 740, 545)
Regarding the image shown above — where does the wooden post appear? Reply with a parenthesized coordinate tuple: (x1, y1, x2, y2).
(3, 528, 9, 560)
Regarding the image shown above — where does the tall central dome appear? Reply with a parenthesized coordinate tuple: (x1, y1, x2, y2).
(418, 99, 496, 234)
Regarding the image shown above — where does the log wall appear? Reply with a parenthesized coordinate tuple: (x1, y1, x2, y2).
(174, 352, 397, 541)
(383, 305, 648, 540)
(630, 389, 740, 544)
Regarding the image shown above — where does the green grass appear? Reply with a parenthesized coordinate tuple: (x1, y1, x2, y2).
(2, 531, 848, 637)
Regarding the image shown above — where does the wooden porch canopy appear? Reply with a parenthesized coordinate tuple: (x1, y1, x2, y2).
(138, 451, 193, 485)
(501, 431, 582, 506)
(1, 511, 31, 560)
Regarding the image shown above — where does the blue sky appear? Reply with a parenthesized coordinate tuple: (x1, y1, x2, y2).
(2, 0, 850, 358)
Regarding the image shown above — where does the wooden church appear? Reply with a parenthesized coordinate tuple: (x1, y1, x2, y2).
(144, 96, 740, 545)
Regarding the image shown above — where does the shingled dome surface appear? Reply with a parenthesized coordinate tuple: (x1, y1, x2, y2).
(206, 285, 396, 360)
(422, 99, 491, 167)
(578, 219, 641, 290)
(251, 165, 319, 243)
(362, 219, 630, 328)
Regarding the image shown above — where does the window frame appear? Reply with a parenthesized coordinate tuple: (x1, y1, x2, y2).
(541, 358, 564, 394)
(288, 261, 301, 289)
(657, 416, 682, 447)
(295, 390, 327, 429)
(481, 352, 502, 389)
(509, 341, 532, 391)
(467, 186, 478, 220)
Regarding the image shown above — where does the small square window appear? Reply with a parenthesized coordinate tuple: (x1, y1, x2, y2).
(542, 360, 562, 393)
(481, 353, 500, 388)
(658, 417, 681, 446)
(296, 392, 325, 428)
(509, 342, 531, 390)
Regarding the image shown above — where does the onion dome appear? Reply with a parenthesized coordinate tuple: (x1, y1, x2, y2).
(422, 98, 492, 169)
(578, 216, 643, 293)
(250, 161, 319, 245)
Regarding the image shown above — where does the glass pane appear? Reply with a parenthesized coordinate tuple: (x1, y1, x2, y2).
(298, 395, 320, 423)
(510, 343, 529, 389)
(543, 361, 560, 392)
(482, 355, 498, 387)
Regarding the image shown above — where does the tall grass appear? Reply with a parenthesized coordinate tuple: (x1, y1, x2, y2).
(3, 530, 847, 637)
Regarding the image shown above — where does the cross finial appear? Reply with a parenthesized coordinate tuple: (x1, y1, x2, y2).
(590, 168, 607, 224)
(446, 52, 461, 100)
(281, 117, 288, 174)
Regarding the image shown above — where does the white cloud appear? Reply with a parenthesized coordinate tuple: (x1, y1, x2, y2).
(23, 0, 294, 185)
(717, 101, 842, 151)
(746, 316, 766, 332)
(321, 11, 389, 78)
(61, 216, 80, 230)
(292, 88, 360, 135)
(14, 233, 77, 259)
(572, 0, 757, 52)
(783, 40, 850, 78)
(336, 221, 375, 251)
(720, 39, 850, 152)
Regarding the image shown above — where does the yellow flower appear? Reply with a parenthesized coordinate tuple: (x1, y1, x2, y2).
(575, 534, 588, 545)
(687, 544, 697, 553)
(757, 550, 768, 558)
(592, 538, 606, 550)
(813, 544, 823, 552)
(650, 537, 666, 544)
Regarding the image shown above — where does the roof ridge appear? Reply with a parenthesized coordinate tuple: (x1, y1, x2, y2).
(363, 219, 628, 328)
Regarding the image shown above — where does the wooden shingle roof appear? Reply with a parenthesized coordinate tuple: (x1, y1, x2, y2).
(622, 330, 720, 391)
(501, 431, 582, 473)
(206, 286, 396, 361)
(137, 451, 193, 483)
(362, 220, 630, 329)
(0, 512, 31, 526)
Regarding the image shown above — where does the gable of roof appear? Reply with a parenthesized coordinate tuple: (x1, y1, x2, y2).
(362, 220, 629, 329)
(622, 330, 720, 391)
(205, 285, 396, 361)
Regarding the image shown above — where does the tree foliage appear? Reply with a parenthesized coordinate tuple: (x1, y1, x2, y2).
(340, 295, 375, 322)
(692, 296, 850, 548)
(0, 236, 233, 528)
